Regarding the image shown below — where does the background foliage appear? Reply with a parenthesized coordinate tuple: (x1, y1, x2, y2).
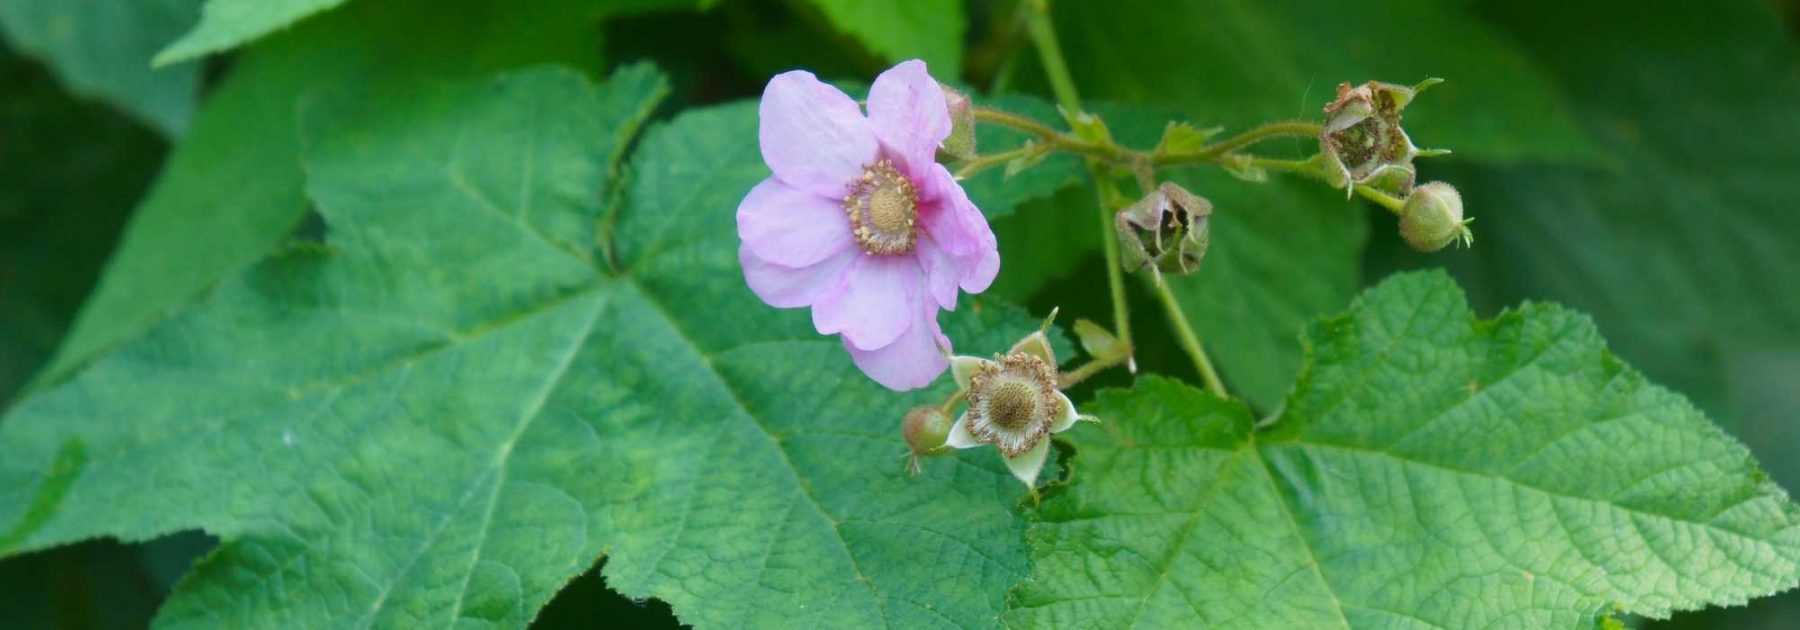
(2, 0, 1798, 627)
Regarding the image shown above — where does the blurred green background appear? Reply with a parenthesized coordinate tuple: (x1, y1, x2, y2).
(3, 0, 1797, 627)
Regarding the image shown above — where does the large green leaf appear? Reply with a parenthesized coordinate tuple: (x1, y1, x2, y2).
(1048, 0, 1600, 164)
(1008, 272, 1800, 627)
(151, 0, 348, 65)
(1421, 2, 1800, 481)
(0, 0, 202, 136)
(801, 0, 963, 73)
(1, 66, 1047, 628)
(31, 0, 642, 396)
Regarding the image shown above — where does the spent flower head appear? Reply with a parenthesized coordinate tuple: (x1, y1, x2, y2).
(1319, 79, 1447, 197)
(737, 60, 1000, 391)
(1116, 182, 1212, 276)
(942, 328, 1093, 487)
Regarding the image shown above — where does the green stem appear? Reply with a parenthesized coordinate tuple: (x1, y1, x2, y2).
(953, 142, 1044, 179)
(1090, 180, 1132, 352)
(1354, 185, 1408, 215)
(1147, 270, 1228, 397)
(1025, 0, 1083, 115)
(1025, 0, 1134, 363)
(1058, 351, 1132, 389)
(1157, 120, 1322, 165)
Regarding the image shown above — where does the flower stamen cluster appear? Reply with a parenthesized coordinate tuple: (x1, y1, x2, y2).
(844, 159, 918, 255)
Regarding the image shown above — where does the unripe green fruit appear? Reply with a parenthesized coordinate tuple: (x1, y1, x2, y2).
(902, 406, 953, 456)
(1400, 181, 1467, 252)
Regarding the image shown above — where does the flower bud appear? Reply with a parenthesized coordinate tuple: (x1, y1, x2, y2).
(1399, 181, 1472, 252)
(902, 405, 955, 476)
(903, 406, 953, 457)
(1115, 182, 1212, 275)
(938, 86, 977, 161)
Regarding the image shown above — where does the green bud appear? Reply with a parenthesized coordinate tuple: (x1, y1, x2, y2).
(1115, 182, 1212, 275)
(1399, 181, 1472, 252)
(939, 86, 976, 161)
(903, 406, 953, 457)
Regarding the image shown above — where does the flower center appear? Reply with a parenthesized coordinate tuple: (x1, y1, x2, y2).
(987, 381, 1039, 431)
(844, 159, 917, 255)
(965, 352, 1062, 456)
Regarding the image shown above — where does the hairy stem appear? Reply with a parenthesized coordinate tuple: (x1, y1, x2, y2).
(953, 142, 1046, 179)
(1157, 120, 1323, 165)
(1147, 270, 1229, 398)
(1025, 0, 1082, 116)
(1058, 351, 1132, 389)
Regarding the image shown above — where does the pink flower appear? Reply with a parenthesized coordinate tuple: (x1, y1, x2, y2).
(737, 60, 999, 391)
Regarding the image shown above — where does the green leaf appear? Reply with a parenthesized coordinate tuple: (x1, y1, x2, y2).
(152, 0, 348, 66)
(0, 0, 203, 137)
(802, 0, 963, 73)
(31, 0, 635, 396)
(1411, 1, 1800, 478)
(1, 66, 1048, 628)
(1008, 272, 1800, 628)
(1048, 0, 1602, 164)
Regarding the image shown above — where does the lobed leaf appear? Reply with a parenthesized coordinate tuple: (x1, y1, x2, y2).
(1, 63, 1053, 628)
(1008, 272, 1800, 628)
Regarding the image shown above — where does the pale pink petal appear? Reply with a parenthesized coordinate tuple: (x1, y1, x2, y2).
(866, 59, 951, 181)
(846, 302, 950, 391)
(961, 244, 1000, 294)
(737, 177, 853, 267)
(812, 254, 920, 350)
(739, 244, 857, 308)
(760, 70, 878, 197)
(1002, 439, 1051, 487)
(918, 164, 995, 258)
(914, 233, 960, 310)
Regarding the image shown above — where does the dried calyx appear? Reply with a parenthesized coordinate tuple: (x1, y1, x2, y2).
(1116, 182, 1212, 275)
(1319, 78, 1447, 197)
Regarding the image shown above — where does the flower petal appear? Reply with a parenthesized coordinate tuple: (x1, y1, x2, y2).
(946, 412, 981, 449)
(961, 246, 999, 294)
(867, 59, 951, 180)
(845, 301, 949, 391)
(760, 70, 878, 196)
(739, 244, 857, 308)
(1049, 391, 1081, 433)
(950, 355, 988, 390)
(737, 177, 854, 267)
(1002, 439, 1051, 487)
(915, 233, 960, 310)
(814, 254, 919, 350)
